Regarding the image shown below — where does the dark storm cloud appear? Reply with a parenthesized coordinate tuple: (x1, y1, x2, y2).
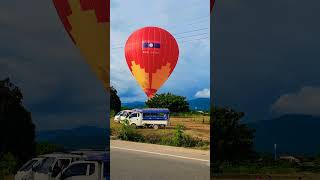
(0, 0, 107, 130)
(213, 0, 320, 120)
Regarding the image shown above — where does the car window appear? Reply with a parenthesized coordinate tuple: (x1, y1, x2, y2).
(19, 160, 38, 171)
(60, 159, 71, 168)
(130, 113, 137, 118)
(62, 163, 88, 179)
(89, 163, 95, 175)
(33, 157, 55, 174)
(52, 159, 71, 178)
(116, 111, 123, 116)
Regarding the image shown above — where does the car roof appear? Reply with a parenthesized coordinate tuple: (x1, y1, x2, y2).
(40, 153, 83, 158)
(85, 152, 109, 162)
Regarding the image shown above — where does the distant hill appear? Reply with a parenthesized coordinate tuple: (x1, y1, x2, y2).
(122, 101, 146, 109)
(36, 126, 108, 150)
(122, 98, 210, 111)
(188, 98, 210, 111)
(248, 114, 320, 156)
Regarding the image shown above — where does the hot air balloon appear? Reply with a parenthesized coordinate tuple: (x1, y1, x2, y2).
(124, 27, 179, 98)
(52, 0, 110, 89)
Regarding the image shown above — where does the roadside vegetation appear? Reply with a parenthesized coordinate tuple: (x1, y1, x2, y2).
(111, 119, 209, 149)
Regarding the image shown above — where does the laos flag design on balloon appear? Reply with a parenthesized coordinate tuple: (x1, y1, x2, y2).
(52, 0, 110, 89)
(125, 27, 179, 98)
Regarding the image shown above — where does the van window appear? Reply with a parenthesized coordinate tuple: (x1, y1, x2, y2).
(116, 111, 123, 116)
(62, 163, 88, 179)
(89, 163, 95, 175)
(52, 159, 71, 178)
(130, 113, 138, 118)
(34, 157, 55, 173)
(19, 159, 38, 171)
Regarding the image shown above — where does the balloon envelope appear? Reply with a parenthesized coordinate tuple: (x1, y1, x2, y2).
(52, 0, 110, 89)
(124, 27, 179, 98)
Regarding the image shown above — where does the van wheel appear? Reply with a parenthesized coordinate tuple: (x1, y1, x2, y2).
(131, 124, 137, 128)
(153, 125, 159, 129)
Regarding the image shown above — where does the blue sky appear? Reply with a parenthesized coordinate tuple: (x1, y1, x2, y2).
(110, 0, 210, 103)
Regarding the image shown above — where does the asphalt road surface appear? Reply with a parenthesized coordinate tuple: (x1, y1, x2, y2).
(110, 140, 210, 180)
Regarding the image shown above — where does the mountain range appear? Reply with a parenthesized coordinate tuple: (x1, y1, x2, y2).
(36, 126, 108, 150)
(249, 114, 320, 156)
(122, 98, 210, 111)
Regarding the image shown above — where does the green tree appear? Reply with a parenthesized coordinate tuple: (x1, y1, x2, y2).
(0, 153, 17, 177)
(110, 86, 121, 113)
(0, 78, 35, 167)
(212, 107, 256, 162)
(145, 93, 189, 113)
(36, 142, 64, 156)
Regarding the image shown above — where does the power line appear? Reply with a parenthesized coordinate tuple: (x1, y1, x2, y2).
(173, 27, 208, 36)
(111, 17, 209, 46)
(176, 32, 208, 39)
(179, 36, 209, 43)
(111, 27, 209, 47)
(111, 36, 209, 51)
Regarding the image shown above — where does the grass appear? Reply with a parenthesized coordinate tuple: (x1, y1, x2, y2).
(110, 115, 210, 149)
(212, 161, 320, 179)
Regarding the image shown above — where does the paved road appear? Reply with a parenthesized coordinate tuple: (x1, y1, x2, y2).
(110, 140, 210, 180)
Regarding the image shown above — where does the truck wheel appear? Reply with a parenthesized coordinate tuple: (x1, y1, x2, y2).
(153, 125, 159, 129)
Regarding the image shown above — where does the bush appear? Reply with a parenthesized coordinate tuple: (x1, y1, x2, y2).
(36, 142, 64, 155)
(158, 125, 208, 148)
(115, 122, 208, 149)
(118, 120, 144, 142)
(0, 153, 17, 178)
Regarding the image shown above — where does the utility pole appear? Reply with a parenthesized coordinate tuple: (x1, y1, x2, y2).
(274, 143, 277, 161)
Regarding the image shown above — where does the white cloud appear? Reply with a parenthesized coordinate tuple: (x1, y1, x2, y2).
(271, 86, 320, 115)
(195, 88, 210, 98)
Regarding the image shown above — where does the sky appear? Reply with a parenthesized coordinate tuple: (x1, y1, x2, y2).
(213, 0, 320, 121)
(2, 0, 318, 131)
(110, 0, 210, 103)
(0, 0, 107, 131)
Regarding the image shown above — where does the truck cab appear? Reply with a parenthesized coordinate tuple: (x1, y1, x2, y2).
(127, 108, 170, 129)
(114, 110, 133, 123)
(14, 157, 43, 180)
(58, 152, 109, 180)
(33, 153, 83, 180)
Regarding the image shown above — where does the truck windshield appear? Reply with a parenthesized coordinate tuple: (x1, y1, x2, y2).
(129, 113, 138, 118)
(116, 111, 123, 116)
(33, 157, 55, 174)
(19, 159, 38, 171)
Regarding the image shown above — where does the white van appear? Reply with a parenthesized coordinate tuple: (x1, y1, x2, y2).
(57, 152, 109, 180)
(33, 153, 84, 180)
(126, 108, 170, 129)
(14, 157, 43, 180)
(114, 110, 133, 123)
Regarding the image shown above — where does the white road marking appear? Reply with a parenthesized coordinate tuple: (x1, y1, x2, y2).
(111, 146, 210, 163)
